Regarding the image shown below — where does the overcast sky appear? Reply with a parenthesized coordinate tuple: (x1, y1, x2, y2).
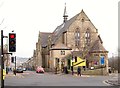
(0, 0, 119, 58)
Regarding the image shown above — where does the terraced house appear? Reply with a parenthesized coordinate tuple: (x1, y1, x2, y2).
(33, 6, 109, 75)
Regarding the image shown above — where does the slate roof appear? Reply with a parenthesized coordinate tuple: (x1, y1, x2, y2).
(89, 35, 107, 52)
(40, 13, 79, 47)
(90, 40, 107, 52)
(53, 13, 81, 43)
(40, 10, 102, 50)
(40, 32, 53, 47)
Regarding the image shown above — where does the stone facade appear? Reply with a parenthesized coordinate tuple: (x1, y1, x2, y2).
(34, 9, 109, 74)
(32, 32, 42, 69)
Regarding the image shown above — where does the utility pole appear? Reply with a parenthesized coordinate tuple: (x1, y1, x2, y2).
(1, 30, 4, 88)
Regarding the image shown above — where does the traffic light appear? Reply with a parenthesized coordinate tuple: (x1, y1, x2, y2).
(11, 57, 14, 63)
(9, 33, 16, 52)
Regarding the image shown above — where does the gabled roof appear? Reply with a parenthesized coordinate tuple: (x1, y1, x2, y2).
(40, 11, 79, 47)
(90, 41, 107, 52)
(40, 10, 98, 47)
(90, 36, 107, 52)
(52, 13, 79, 44)
(40, 32, 53, 47)
(52, 9, 95, 44)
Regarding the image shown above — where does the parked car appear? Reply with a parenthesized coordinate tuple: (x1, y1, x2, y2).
(16, 68, 23, 73)
(23, 68, 27, 71)
(36, 66, 44, 73)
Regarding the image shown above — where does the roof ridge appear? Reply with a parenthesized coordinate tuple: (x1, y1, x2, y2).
(40, 32, 53, 34)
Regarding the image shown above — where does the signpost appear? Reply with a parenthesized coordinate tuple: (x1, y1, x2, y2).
(71, 57, 86, 67)
(100, 56, 104, 75)
(100, 56, 104, 65)
(1, 30, 4, 88)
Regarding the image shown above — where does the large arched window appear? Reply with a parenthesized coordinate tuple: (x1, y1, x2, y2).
(75, 28, 80, 46)
(85, 28, 91, 45)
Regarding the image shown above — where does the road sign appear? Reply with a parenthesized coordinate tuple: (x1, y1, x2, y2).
(100, 56, 104, 65)
(71, 57, 86, 67)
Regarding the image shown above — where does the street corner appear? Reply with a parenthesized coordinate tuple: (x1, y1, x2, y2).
(103, 80, 111, 86)
(104, 79, 120, 86)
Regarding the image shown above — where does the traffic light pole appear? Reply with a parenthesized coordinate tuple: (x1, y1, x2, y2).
(15, 56, 16, 75)
(1, 30, 4, 88)
(1, 30, 13, 88)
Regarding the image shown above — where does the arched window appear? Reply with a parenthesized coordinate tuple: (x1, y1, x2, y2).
(85, 28, 91, 45)
(75, 28, 80, 46)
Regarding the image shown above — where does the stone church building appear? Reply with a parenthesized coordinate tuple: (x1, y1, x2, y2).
(33, 6, 109, 74)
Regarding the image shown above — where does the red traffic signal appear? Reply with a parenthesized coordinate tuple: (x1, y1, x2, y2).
(10, 34, 15, 39)
(9, 33, 16, 52)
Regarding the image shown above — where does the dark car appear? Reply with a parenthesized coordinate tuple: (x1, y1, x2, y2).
(16, 68, 23, 73)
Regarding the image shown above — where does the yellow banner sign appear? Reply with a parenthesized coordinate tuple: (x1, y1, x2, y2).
(71, 57, 86, 67)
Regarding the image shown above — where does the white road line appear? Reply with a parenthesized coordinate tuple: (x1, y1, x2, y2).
(103, 80, 111, 86)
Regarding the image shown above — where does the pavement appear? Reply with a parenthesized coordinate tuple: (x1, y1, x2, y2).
(5, 72, 24, 78)
(104, 73, 120, 86)
(52, 72, 120, 86)
(105, 79, 119, 86)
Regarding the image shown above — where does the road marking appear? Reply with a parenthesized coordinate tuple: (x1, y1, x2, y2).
(82, 75, 90, 77)
(73, 74, 90, 77)
(103, 80, 111, 86)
